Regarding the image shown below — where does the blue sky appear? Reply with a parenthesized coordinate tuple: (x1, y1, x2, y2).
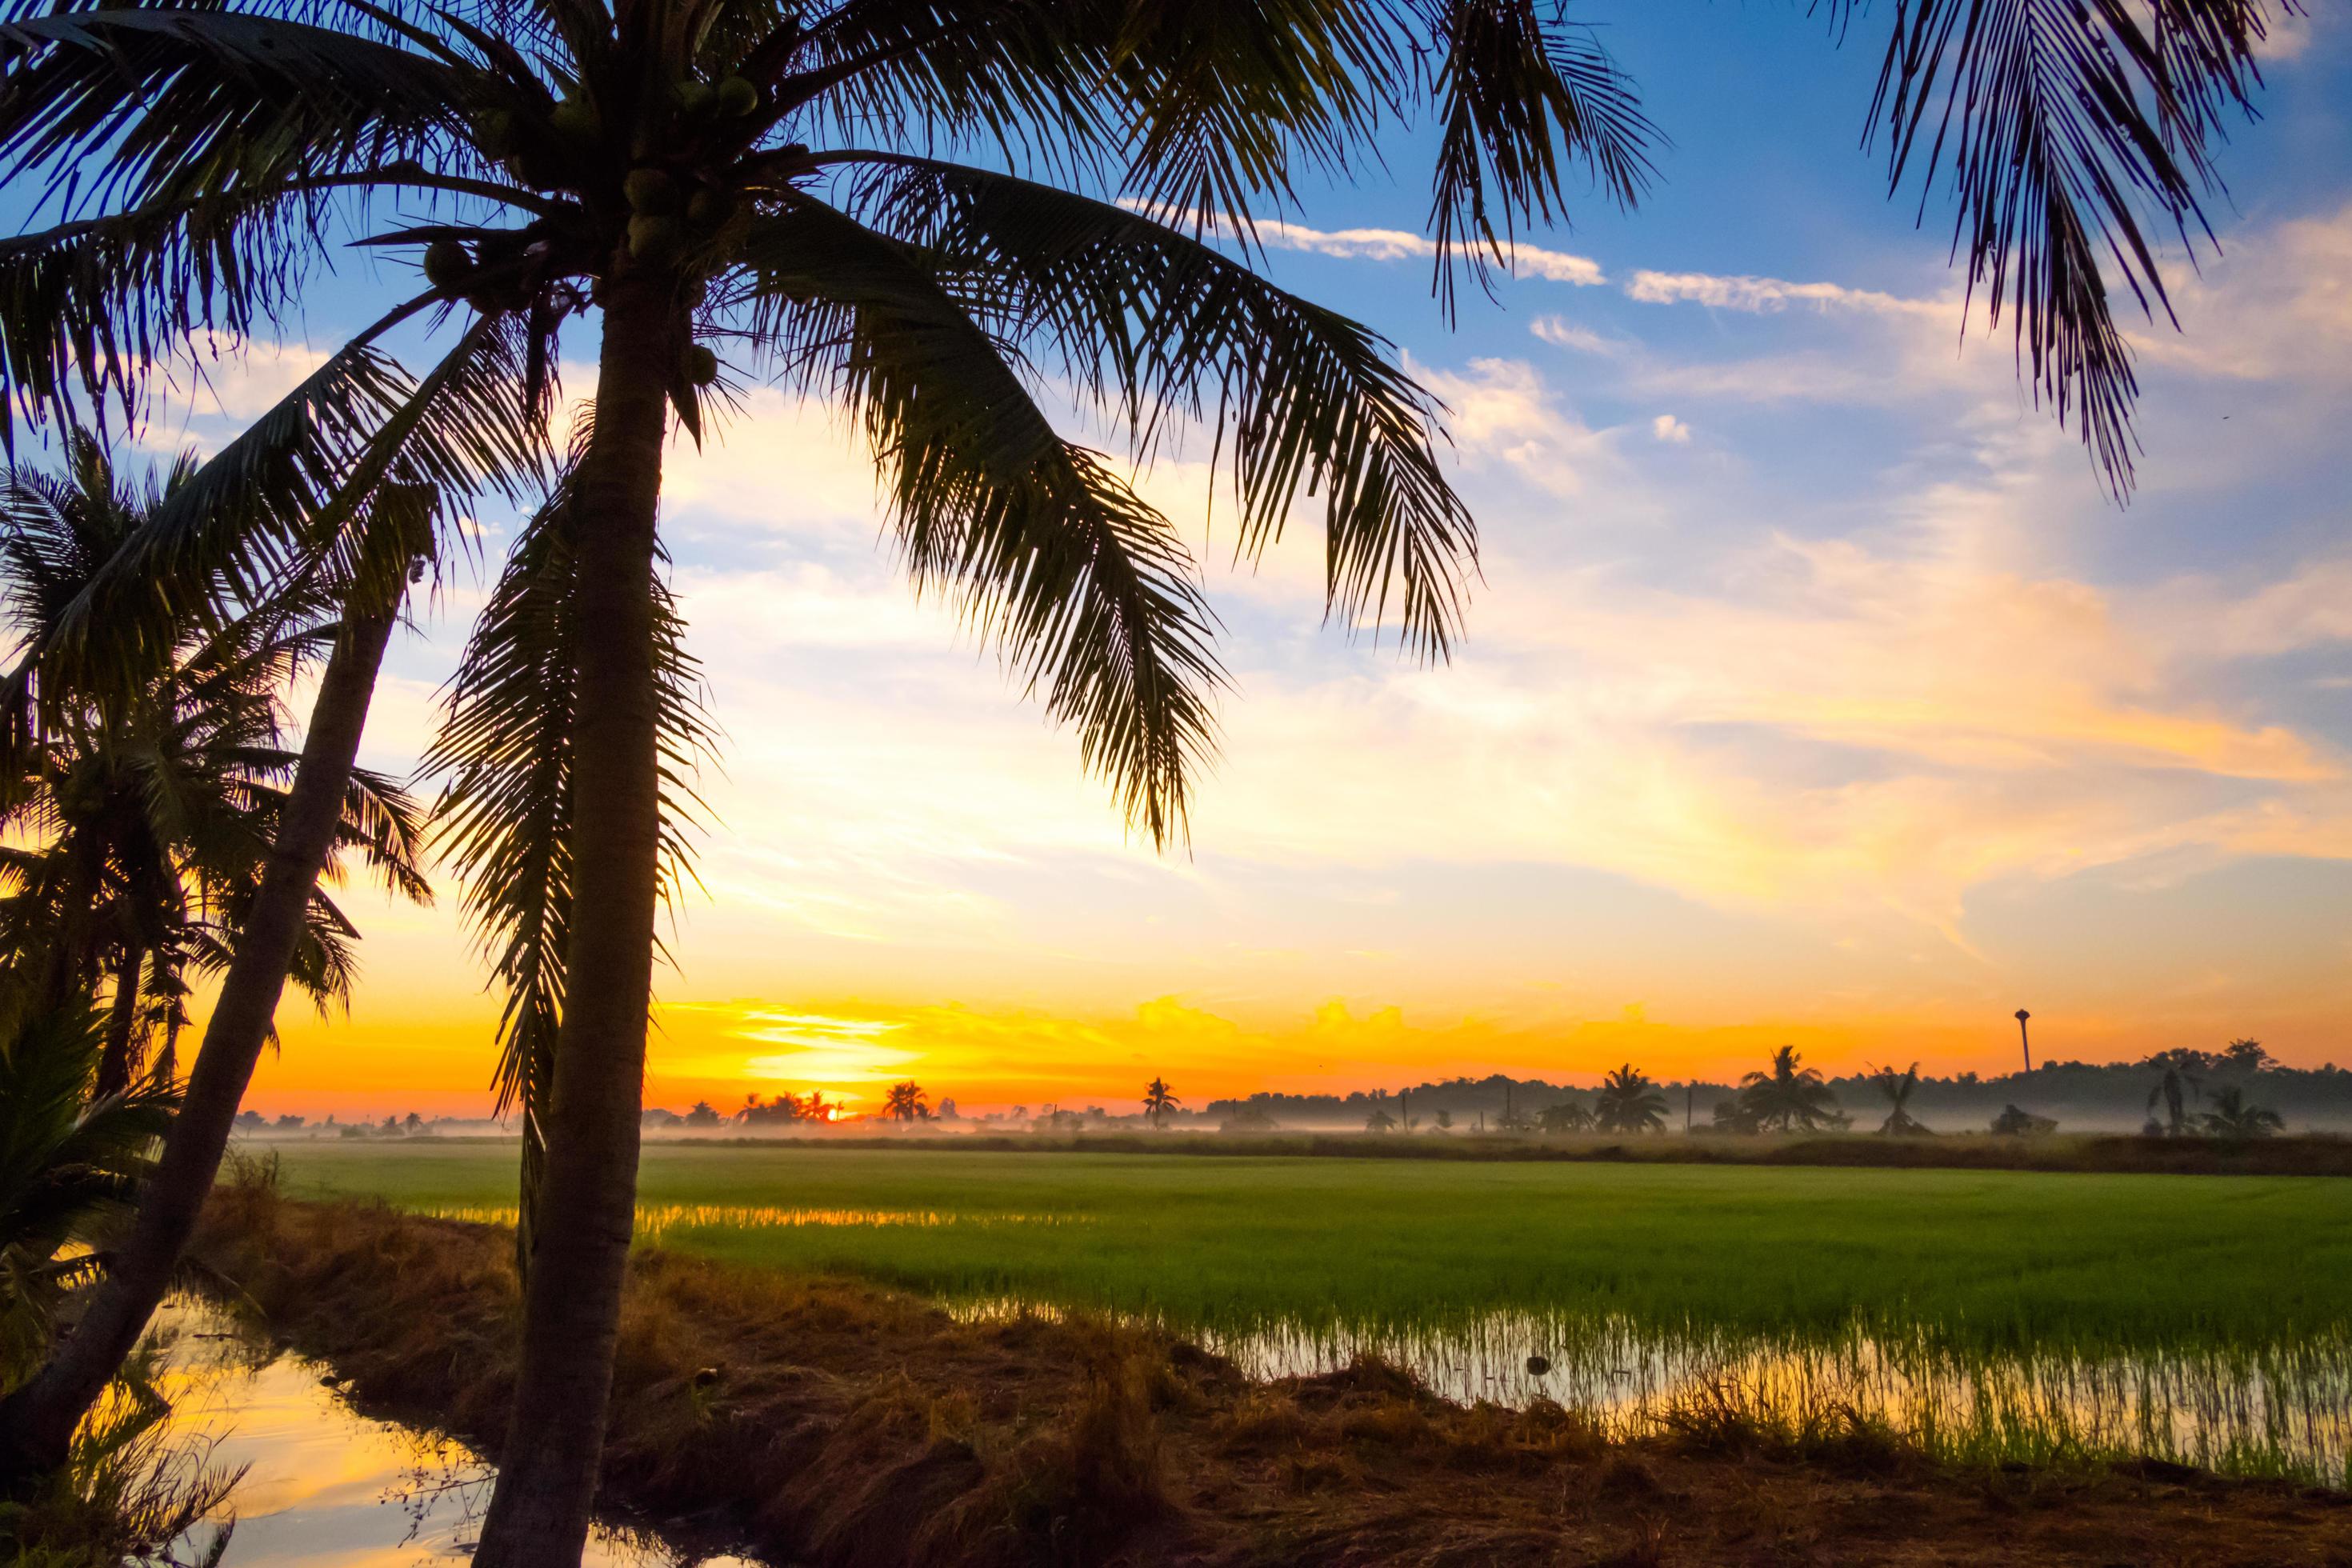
(14, 3, 2349, 1112)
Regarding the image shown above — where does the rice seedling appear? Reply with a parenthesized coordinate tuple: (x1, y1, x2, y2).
(264, 1141, 2352, 1482)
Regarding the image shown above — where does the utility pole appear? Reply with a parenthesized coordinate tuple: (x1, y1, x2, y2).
(1685, 1083, 1693, 1134)
(2014, 1009, 2033, 1074)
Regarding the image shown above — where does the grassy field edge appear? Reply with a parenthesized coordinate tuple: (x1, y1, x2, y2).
(264, 1130, 2352, 1178)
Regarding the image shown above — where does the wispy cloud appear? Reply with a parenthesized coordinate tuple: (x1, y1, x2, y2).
(1623, 269, 1943, 316)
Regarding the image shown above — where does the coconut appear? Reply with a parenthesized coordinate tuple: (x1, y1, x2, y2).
(628, 214, 686, 268)
(624, 168, 680, 215)
(684, 344, 719, 386)
(471, 109, 515, 159)
(674, 78, 715, 118)
(548, 94, 600, 143)
(422, 240, 471, 290)
(715, 76, 759, 118)
(685, 187, 736, 231)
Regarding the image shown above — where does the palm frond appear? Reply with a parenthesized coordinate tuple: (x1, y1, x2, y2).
(1851, 0, 2282, 495)
(838, 156, 1477, 656)
(1422, 0, 1654, 315)
(425, 430, 710, 1270)
(742, 199, 1227, 843)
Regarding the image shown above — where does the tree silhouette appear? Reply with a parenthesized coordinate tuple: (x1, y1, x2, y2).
(683, 1100, 719, 1128)
(1363, 1105, 1397, 1134)
(2147, 1062, 2202, 1137)
(1868, 1062, 1930, 1136)
(1538, 1101, 1595, 1135)
(882, 1080, 930, 1122)
(2219, 1038, 2273, 1074)
(1593, 1065, 1668, 1135)
(0, 1006, 175, 1381)
(2199, 1086, 2284, 1140)
(0, 0, 2285, 1534)
(1734, 1046, 1848, 1134)
(1990, 1104, 2057, 1136)
(0, 437, 429, 1091)
(1141, 1076, 1179, 1129)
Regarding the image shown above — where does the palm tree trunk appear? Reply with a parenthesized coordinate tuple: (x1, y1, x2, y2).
(93, 944, 144, 1098)
(0, 578, 405, 1482)
(471, 274, 674, 1568)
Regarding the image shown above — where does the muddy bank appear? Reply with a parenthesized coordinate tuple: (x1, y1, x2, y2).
(194, 1184, 2352, 1566)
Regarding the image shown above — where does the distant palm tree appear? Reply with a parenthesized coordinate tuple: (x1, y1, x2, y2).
(1736, 1046, 1847, 1134)
(1141, 1077, 1179, 1130)
(2147, 1062, 2202, 1137)
(1868, 1062, 1930, 1137)
(1363, 1106, 1397, 1134)
(1593, 1065, 1668, 1135)
(1431, 1109, 1454, 1133)
(1538, 1101, 1595, 1135)
(2199, 1086, 2284, 1141)
(882, 1081, 930, 1122)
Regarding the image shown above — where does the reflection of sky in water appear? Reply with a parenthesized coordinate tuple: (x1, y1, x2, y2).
(150, 1300, 762, 1566)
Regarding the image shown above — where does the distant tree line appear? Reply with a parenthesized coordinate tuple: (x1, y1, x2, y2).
(1200, 1039, 2320, 1137)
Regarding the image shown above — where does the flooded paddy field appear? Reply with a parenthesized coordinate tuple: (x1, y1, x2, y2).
(262, 1138, 2352, 1484)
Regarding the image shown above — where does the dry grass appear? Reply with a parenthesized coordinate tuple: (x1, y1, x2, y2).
(193, 1185, 2352, 1566)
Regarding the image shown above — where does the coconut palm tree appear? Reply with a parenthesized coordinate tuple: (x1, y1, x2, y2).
(0, 479, 437, 1482)
(0, 438, 430, 1094)
(1867, 1062, 1930, 1136)
(1141, 1076, 1178, 1129)
(1538, 1100, 1594, 1135)
(2147, 1061, 2202, 1137)
(882, 1079, 928, 1121)
(0, 0, 2281, 1550)
(1363, 1105, 1397, 1134)
(2199, 1086, 2284, 1141)
(1733, 1046, 1847, 1134)
(0, 1005, 177, 1386)
(1593, 1065, 1667, 1135)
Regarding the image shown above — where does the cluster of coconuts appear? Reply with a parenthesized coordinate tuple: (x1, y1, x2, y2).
(622, 166, 739, 271)
(467, 69, 765, 197)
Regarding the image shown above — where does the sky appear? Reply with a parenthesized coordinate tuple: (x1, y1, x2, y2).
(66, 5, 2352, 1117)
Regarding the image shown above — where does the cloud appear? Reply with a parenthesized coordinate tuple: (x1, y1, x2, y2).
(1122, 202, 1607, 286)
(1253, 218, 1606, 285)
(1623, 270, 1942, 317)
(1650, 414, 1691, 444)
(1530, 315, 1639, 357)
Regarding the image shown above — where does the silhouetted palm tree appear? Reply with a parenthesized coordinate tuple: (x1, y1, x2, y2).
(1538, 1101, 1595, 1135)
(2147, 1062, 2202, 1137)
(0, 1006, 176, 1382)
(1593, 1065, 1667, 1135)
(1363, 1106, 1397, 1134)
(2199, 1086, 2284, 1140)
(1868, 1061, 1930, 1137)
(1736, 1046, 1847, 1134)
(1141, 1076, 1178, 1129)
(0, 438, 429, 1091)
(0, 0, 2281, 1542)
(882, 1080, 929, 1122)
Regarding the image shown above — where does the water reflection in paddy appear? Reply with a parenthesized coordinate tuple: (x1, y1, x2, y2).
(150, 1299, 762, 1567)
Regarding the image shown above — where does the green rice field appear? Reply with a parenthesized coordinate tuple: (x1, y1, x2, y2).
(257, 1138, 2352, 1482)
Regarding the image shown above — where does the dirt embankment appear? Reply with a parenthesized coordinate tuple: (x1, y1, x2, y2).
(194, 1185, 2352, 1566)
